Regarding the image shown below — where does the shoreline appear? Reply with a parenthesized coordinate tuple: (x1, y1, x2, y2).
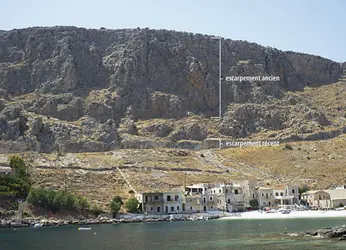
(221, 210, 346, 220)
(0, 214, 221, 229)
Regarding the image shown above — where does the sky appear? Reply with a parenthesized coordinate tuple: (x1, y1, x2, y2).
(1, 0, 345, 62)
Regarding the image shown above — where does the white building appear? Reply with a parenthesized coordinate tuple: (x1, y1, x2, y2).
(0, 166, 13, 175)
(273, 185, 299, 206)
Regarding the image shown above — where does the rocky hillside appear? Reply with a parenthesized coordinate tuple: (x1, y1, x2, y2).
(0, 26, 345, 153)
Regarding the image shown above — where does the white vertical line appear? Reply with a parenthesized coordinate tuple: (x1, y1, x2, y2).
(219, 38, 222, 150)
(211, 36, 222, 150)
(219, 37, 222, 119)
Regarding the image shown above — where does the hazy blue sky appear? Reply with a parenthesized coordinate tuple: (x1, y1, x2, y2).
(1, 0, 345, 62)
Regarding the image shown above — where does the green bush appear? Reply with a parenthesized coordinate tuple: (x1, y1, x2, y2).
(91, 204, 104, 217)
(125, 198, 139, 213)
(284, 144, 293, 150)
(110, 196, 123, 218)
(249, 199, 259, 209)
(27, 188, 90, 213)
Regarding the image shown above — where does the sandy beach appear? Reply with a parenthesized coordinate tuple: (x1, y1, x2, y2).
(220, 210, 346, 220)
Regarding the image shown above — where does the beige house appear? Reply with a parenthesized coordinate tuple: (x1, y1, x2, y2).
(212, 183, 245, 212)
(163, 192, 183, 214)
(185, 183, 218, 212)
(235, 180, 258, 209)
(324, 189, 346, 208)
(301, 190, 331, 209)
(184, 195, 201, 213)
(257, 187, 275, 208)
(136, 192, 164, 214)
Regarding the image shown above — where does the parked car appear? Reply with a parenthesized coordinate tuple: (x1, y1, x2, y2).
(280, 209, 291, 214)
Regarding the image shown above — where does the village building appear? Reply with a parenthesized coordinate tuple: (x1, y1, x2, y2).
(0, 166, 13, 175)
(184, 195, 201, 213)
(257, 187, 275, 208)
(185, 183, 218, 212)
(136, 192, 164, 214)
(301, 190, 331, 209)
(234, 180, 258, 209)
(211, 183, 245, 212)
(163, 191, 183, 214)
(324, 189, 346, 208)
(272, 185, 299, 206)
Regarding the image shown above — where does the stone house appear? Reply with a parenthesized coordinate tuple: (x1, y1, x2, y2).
(163, 191, 183, 214)
(257, 187, 275, 208)
(301, 190, 331, 209)
(136, 192, 164, 214)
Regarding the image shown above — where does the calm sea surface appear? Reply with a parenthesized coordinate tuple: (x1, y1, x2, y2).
(2, 218, 346, 250)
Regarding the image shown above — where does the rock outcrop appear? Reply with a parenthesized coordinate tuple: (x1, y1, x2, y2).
(0, 27, 344, 152)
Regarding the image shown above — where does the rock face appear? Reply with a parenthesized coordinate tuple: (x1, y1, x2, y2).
(290, 225, 346, 241)
(0, 27, 344, 152)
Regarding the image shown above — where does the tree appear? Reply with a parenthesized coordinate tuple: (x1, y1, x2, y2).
(9, 156, 27, 178)
(249, 199, 259, 210)
(110, 196, 123, 218)
(125, 198, 139, 213)
(75, 195, 90, 211)
(299, 185, 310, 195)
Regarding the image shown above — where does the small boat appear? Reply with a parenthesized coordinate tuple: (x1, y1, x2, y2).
(78, 227, 91, 231)
(32, 223, 43, 228)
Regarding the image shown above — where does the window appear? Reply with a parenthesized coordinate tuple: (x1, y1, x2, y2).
(177, 206, 180, 210)
(234, 189, 239, 195)
(227, 199, 230, 203)
(211, 206, 213, 209)
(145, 196, 148, 202)
(319, 195, 321, 200)
(266, 193, 268, 198)
(203, 197, 206, 203)
(275, 192, 279, 196)
(280, 192, 283, 196)
(226, 189, 228, 193)
(219, 189, 221, 193)
(171, 206, 174, 212)
(270, 193, 272, 196)
(167, 195, 171, 201)
(157, 207, 160, 213)
(253, 194, 255, 198)
(269, 202, 271, 205)
(150, 207, 153, 211)
(154, 196, 158, 200)
(175, 195, 179, 201)
(209, 196, 213, 201)
(190, 206, 192, 210)
(292, 189, 295, 193)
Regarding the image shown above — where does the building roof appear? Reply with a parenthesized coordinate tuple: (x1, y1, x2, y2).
(301, 190, 329, 195)
(0, 166, 12, 171)
(258, 187, 273, 190)
(324, 189, 346, 200)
